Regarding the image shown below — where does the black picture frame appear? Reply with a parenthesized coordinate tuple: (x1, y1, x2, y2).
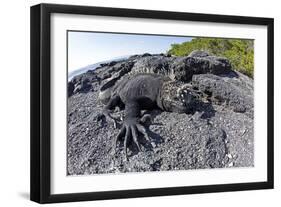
(30, 3, 274, 204)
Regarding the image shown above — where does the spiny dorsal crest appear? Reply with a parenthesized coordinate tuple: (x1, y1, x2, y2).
(127, 66, 176, 81)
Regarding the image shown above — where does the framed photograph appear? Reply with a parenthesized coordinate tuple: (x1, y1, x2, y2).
(30, 3, 274, 203)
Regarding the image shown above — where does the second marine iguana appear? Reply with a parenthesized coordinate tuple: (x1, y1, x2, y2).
(99, 72, 201, 160)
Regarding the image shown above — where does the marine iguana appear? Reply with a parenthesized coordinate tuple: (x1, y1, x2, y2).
(100, 73, 201, 160)
(97, 51, 238, 159)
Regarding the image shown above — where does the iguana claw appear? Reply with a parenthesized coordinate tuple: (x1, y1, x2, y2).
(113, 117, 150, 160)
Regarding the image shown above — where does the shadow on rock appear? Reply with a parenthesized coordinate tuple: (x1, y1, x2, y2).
(189, 100, 216, 119)
(198, 102, 216, 119)
(218, 70, 239, 78)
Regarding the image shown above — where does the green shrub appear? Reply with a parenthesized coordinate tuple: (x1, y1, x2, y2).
(168, 38, 254, 78)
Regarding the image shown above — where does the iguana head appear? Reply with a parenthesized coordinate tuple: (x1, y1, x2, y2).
(157, 80, 201, 113)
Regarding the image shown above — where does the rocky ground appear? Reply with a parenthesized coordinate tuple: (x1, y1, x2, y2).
(67, 53, 254, 175)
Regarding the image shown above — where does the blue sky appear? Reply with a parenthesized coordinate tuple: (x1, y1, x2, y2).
(68, 31, 192, 73)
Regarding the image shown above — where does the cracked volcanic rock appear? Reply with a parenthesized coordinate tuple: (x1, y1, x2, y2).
(67, 52, 254, 175)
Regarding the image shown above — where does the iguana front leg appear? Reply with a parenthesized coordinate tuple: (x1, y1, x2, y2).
(113, 102, 150, 160)
(102, 95, 121, 128)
